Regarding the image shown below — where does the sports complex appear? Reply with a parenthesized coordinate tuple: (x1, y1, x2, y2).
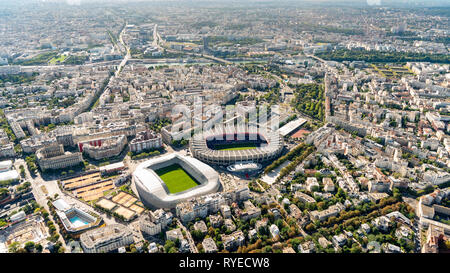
(190, 125, 284, 166)
(133, 153, 221, 209)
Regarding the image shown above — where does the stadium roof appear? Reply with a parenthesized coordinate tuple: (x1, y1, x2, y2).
(278, 118, 307, 137)
(190, 125, 284, 165)
(0, 170, 19, 182)
(0, 160, 13, 172)
(10, 211, 26, 222)
(133, 153, 220, 208)
(99, 162, 125, 172)
(53, 198, 71, 212)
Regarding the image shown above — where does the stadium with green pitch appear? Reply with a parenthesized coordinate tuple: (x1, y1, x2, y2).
(155, 164, 200, 194)
(190, 127, 284, 166)
(133, 153, 221, 209)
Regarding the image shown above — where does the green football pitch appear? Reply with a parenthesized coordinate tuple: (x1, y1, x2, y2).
(155, 164, 200, 194)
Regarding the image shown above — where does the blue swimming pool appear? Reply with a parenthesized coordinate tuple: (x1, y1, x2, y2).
(69, 216, 90, 228)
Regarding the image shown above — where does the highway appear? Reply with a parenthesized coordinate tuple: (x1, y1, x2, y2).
(115, 22, 131, 77)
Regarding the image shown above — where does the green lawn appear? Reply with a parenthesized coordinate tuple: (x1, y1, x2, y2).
(214, 143, 258, 151)
(155, 164, 200, 194)
(48, 55, 68, 65)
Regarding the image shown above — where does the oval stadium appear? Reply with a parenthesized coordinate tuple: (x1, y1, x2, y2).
(190, 126, 284, 166)
(133, 153, 221, 209)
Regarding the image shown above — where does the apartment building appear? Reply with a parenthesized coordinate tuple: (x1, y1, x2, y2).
(80, 224, 134, 253)
(36, 144, 82, 171)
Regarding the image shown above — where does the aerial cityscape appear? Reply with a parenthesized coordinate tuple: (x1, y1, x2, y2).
(0, 0, 449, 257)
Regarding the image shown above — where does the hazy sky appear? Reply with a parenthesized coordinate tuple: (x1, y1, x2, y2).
(16, 0, 450, 3)
(0, 0, 449, 7)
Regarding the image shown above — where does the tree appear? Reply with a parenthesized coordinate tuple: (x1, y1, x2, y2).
(191, 230, 205, 241)
(168, 247, 178, 253)
(8, 242, 20, 253)
(24, 241, 35, 253)
(164, 240, 175, 253)
(317, 201, 326, 211)
(392, 188, 402, 201)
(35, 244, 43, 253)
(305, 223, 315, 232)
(350, 243, 362, 253)
(0, 188, 9, 200)
(16, 248, 27, 253)
(336, 187, 347, 199)
(290, 238, 301, 251)
(263, 245, 272, 253)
